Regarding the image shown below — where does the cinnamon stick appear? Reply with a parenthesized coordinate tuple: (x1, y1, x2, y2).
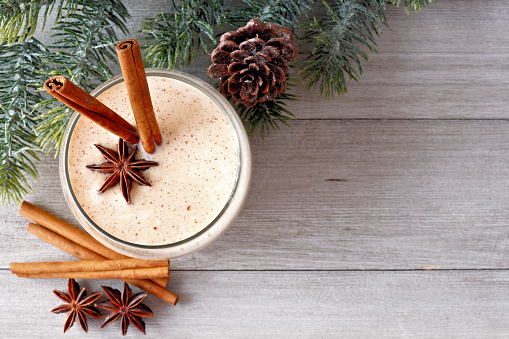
(26, 223, 178, 306)
(116, 39, 162, 153)
(27, 222, 105, 260)
(20, 201, 169, 288)
(14, 267, 168, 280)
(10, 258, 168, 275)
(44, 76, 139, 144)
(124, 278, 177, 305)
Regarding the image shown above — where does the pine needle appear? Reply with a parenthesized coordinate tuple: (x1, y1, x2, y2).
(387, 0, 436, 13)
(298, 0, 387, 99)
(0, 0, 80, 45)
(227, 0, 311, 29)
(235, 91, 298, 136)
(141, 0, 222, 69)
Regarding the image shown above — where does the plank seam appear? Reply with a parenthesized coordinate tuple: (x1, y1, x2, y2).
(2, 268, 509, 272)
(295, 118, 509, 122)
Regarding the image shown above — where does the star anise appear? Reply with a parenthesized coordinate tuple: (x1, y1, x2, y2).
(86, 138, 158, 204)
(51, 279, 102, 333)
(95, 282, 153, 336)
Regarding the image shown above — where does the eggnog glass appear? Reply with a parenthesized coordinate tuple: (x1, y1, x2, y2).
(59, 69, 251, 259)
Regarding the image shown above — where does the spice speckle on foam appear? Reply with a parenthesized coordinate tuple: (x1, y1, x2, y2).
(68, 77, 238, 246)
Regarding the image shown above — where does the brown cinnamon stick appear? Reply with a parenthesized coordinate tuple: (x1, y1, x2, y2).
(27, 222, 105, 260)
(26, 223, 178, 306)
(124, 278, 177, 305)
(14, 267, 168, 280)
(116, 39, 162, 153)
(44, 76, 139, 144)
(20, 201, 169, 288)
(10, 258, 168, 275)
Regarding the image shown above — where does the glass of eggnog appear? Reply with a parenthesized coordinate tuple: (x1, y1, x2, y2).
(59, 69, 251, 259)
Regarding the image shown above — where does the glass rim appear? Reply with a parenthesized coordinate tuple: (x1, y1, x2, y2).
(60, 69, 250, 253)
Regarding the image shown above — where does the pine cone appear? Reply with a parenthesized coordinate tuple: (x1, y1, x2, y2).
(208, 18, 298, 108)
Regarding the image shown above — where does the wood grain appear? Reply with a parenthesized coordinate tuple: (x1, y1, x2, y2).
(3, 120, 509, 270)
(1, 269, 508, 337)
(289, 1, 509, 119)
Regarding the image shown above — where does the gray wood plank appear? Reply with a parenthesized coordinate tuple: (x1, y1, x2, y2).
(288, 0, 509, 119)
(3, 120, 509, 270)
(1, 269, 508, 338)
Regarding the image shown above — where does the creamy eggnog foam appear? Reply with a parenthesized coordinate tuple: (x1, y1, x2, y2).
(68, 76, 238, 246)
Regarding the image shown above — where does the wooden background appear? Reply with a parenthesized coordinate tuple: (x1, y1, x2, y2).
(2, 0, 509, 337)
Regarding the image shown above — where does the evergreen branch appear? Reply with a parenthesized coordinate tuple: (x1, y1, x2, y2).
(0, 37, 47, 204)
(141, 0, 307, 136)
(141, 0, 311, 70)
(141, 0, 223, 69)
(298, 0, 387, 98)
(35, 0, 129, 154)
(226, 0, 311, 29)
(234, 87, 298, 136)
(0, 0, 80, 45)
(387, 0, 436, 13)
